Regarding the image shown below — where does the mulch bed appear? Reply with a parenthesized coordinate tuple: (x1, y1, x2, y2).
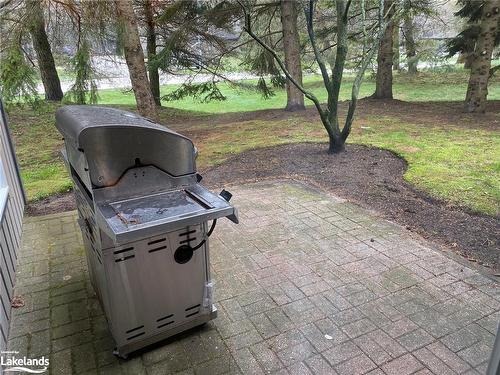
(202, 143, 499, 272)
(25, 192, 76, 216)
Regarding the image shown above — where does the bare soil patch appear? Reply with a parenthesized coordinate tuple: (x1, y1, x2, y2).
(203, 143, 499, 272)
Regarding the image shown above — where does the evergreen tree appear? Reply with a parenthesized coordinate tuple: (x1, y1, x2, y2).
(0, 42, 40, 107)
(447, 0, 500, 112)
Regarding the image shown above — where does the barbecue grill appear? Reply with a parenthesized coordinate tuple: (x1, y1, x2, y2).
(55, 105, 238, 358)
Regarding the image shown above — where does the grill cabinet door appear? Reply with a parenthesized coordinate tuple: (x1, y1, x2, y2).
(102, 224, 208, 346)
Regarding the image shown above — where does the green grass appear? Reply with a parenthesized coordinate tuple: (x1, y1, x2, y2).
(7, 105, 71, 200)
(353, 119, 500, 215)
(96, 71, 500, 113)
(6, 70, 500, 216)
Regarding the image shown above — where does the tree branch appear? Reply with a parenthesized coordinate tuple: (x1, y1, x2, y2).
(342, 0, 387, 140)
(238, 0, 330, 126)
(304, 0, 331, 91)
(328, 0, 348, 128)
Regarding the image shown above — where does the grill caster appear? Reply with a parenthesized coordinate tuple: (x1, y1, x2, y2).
(113, 347, 128, 360)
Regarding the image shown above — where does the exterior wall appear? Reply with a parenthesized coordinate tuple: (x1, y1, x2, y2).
(0, 100, 25, 350)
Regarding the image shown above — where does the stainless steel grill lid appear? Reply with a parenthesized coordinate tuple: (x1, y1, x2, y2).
(56, 105, 196, 187)
(56, 105, 238, 245)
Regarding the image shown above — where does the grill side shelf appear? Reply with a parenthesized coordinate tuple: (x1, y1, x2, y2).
(94, 184, 237, 245)
(95, 205, 234, 246)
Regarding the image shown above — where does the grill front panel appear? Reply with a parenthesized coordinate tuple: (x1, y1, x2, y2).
(102, 223, 210, 347)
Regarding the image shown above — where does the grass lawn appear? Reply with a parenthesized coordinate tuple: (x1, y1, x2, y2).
(97, 71, 500, 113)
(6, 70, 500, 216)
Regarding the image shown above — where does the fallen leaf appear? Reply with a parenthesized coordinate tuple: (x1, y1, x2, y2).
(11, 296, 24, 308)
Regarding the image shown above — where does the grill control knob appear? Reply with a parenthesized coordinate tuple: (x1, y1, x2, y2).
(174, 245, 193, 264)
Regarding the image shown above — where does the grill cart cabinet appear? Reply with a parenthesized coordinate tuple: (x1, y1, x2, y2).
(56, 106, 238, 358)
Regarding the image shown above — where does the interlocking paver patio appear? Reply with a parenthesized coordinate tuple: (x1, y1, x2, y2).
(7, 181, 499, 374)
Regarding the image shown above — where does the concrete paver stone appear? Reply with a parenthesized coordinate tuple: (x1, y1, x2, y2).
(6, 182, 497, 374)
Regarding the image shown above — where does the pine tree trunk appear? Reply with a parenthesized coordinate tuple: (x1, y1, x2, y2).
(403, 14, 418, 74)
(393, 23, 400, 71)
(143, 0, 161, 106)
(280, 0, 305, 111)
(465, 2, 500, 113)
(28, 0, 63, 101)
(373, 0, 394, 99)
(115, 0, 158, 120)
